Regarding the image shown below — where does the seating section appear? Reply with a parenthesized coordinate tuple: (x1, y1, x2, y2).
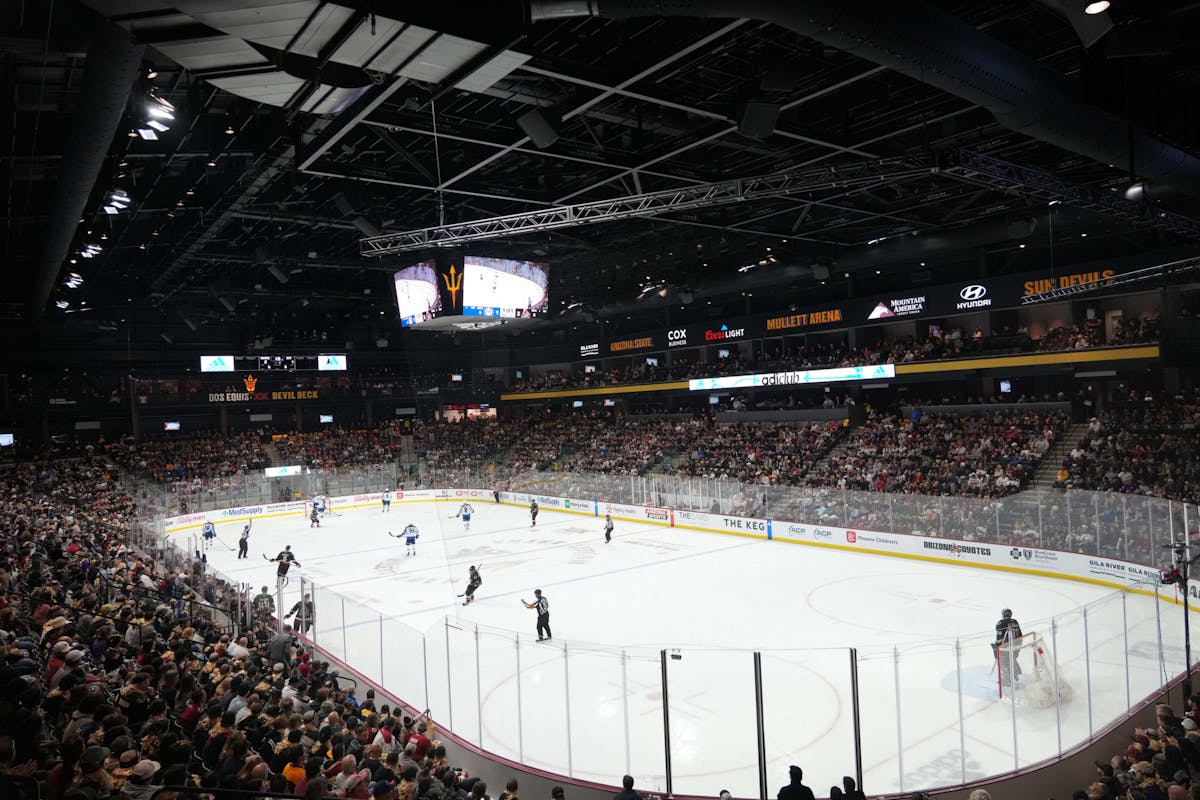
(804, 410, 1068, 497)
(1055, 391, 1200, 501)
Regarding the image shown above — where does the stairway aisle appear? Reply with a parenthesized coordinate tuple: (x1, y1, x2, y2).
(1030, 421, 1089, 489)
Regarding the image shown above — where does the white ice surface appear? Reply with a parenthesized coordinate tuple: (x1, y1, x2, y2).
(188, 499, 1191, 797)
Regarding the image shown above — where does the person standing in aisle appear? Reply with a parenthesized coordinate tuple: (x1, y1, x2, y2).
(462, 566, 482, 606)
(238, 522, 251, 559)
(382, 490, 392, 512)
(522, 589, 550, 641)
(530, 499, 539, 527)
(603, 514, 613, 543)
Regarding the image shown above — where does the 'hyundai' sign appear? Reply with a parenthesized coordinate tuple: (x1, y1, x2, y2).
(956, 284, 992, 310)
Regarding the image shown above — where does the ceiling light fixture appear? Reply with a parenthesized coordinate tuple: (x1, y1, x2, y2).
(146, 119, 170, 133)
(1019, 243, 1026, 249)
(225, 122, 236, 135)
(1084, 1, 1110, 14)
(137, 128, 158, 141)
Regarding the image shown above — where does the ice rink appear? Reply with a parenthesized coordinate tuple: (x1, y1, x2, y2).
(185, 497, 1190, 797)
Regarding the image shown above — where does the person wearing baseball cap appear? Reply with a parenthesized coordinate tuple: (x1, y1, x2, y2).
(371, 780, 397, 799)
(120, 759, 162, 800)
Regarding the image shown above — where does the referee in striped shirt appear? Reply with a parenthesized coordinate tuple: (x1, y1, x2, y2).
(523, 590, 551, 641)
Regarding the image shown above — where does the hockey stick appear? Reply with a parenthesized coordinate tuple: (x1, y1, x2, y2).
(212, 534, 235, 551)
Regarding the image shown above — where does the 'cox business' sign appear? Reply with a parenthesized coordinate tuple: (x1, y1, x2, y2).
(667, 328, 690, 348)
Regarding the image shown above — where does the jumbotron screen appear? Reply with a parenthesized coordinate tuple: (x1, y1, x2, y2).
(462, 256, 549, 320)
(393, 262, 441, 327)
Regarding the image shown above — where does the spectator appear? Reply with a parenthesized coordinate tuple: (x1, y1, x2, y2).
(778, 766, 816, 800)
(614, 775, 641, 800)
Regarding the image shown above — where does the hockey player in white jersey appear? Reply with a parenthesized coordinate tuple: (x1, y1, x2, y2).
(381, 490, 393, 512)
(389, 524, 420, 556)
(202, 521, 217, 551)
(455, 501, 475, 531)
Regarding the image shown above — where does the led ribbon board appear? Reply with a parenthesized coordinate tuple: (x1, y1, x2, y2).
(689, 364, 895, 391)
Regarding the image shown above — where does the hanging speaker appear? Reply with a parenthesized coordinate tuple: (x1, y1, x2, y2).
(333, 193, 355, 217)
(516, 108, 560, 149)
(738, 102, 780, 139)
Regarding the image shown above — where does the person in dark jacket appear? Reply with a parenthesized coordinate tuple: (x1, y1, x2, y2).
(613, 775, 640, 800)
(777, 766, 815, 800)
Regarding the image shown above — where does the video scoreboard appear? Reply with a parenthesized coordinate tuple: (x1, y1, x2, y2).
(200, 354, 346, 373)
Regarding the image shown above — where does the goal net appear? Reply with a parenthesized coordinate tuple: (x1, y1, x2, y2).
(996, 631, 1072, 707)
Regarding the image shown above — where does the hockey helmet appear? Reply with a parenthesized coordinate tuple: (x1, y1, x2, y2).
(1001, 608, 1012, 618)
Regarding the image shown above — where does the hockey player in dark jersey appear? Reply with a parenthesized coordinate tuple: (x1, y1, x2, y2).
(270, 545, 301, 578)
(530, 499, 539, 527)
(462, 565, 482, 606)
(604, 514, 613, 543)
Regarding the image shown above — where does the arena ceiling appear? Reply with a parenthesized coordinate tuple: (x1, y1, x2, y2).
(2, 0, 1199, 352)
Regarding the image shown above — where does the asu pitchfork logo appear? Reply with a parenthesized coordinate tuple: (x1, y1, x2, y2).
(442, 264, 463, 309)
(243, 374, 257, 392)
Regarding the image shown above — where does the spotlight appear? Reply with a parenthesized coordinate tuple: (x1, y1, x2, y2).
(225, 122, 236, 135)
(56, 300, 69, 309)
(146, 67, 158, 79)
(207, 158, 217, 167)
(127, 130, 138, 138)
(146, 119, 169, 133)
(1084, 1, 1110, 14)
(137, 128, 158, 141)
(1125, 180, 1147, 201)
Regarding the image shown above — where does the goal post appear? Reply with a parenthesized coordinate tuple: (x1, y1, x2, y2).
(996, 631, 1072, 707)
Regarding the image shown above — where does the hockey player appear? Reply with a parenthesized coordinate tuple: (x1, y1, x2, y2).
(312, 495, 327, 515)
(309, 506, 321, 528)
(382, 490, 393, 512)
(530, 499, 539, 527)
(521, 590, 551, 641)
(462, 565, 482, 606)
(252, 585, 275, 629)
(238, 522, 251, 559)
(270, 545, 301, 579)
(395, 523, 419, 556)
(603, 514, 613, 543)
(456, 501, 475, 531)
(286, 593, 315, 635)
(992, 608, 1023, 676)
(202, 521, 216, 550)
(995, 608, 1023, 643)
